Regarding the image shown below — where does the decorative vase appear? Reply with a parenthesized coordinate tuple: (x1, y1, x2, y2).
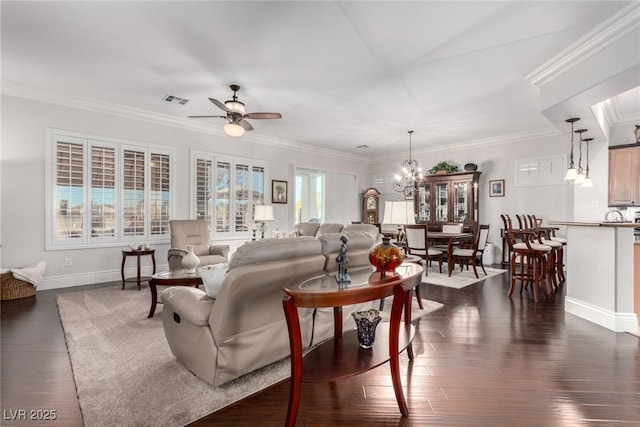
(464, 163, 478, 171)
(352, 309, 382, 349)
(182, 245, 200, 274)
(368, 237, 404, 275)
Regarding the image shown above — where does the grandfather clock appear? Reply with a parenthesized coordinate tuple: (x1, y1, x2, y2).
(362, 188, 381, 224)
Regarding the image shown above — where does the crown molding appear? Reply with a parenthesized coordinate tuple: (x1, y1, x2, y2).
(527, 2, 640, 87)
(370, 128, 560, 163)
(0, 80, 368, 162)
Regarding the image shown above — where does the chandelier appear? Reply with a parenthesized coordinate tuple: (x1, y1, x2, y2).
(393, 130, 423, 193)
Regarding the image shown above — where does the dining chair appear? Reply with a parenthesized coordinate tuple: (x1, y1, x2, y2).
(404, 224, 443, 274)
(451, 224, 490, 278)
(431, 222, 464, 253)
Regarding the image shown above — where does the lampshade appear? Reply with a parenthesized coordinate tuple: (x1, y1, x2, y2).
(581, 177, 593, 187)
(382, 200, 414, 225)
(254, 205, 274, 222)
(574, 173, 585, 184)
(564, 167, 578, 180)
(224, 123, 245, 138)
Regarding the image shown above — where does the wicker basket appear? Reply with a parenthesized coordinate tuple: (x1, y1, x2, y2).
(1, 272, 36, 301)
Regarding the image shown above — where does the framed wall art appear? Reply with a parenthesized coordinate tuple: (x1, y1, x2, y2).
(489, 179, 505, 197)
(272, 180, 288, 204)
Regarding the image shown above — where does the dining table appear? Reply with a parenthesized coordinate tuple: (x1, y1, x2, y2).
(428, 231, 474, 276)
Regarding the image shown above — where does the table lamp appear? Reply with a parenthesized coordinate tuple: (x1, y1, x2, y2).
(382, 200, 415, 245)
(253, 205, 274, 239)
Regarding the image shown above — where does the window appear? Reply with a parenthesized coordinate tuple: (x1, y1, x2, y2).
(46, 130, 173, 249)
(295, 168, 357, 224)
(192, 152, 266, 238)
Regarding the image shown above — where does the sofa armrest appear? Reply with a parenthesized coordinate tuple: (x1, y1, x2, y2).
(161, 286, 214, 326)
(209, 245, 230, 260)
(167, 248, 187, 271)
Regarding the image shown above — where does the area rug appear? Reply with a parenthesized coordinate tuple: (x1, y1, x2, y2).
(57, 285, 442, 427)
(423, 263, 507, 289)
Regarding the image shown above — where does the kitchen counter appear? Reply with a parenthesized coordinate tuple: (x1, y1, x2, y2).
(550, 221, 637, 334)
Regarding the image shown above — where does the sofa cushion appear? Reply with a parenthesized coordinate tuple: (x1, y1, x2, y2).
(228, 236, 322, 270)
(198, 263, 228, 298)
(316, 223, 344, 235)
(293, 222, 321, 237)
(343, 223, 382, 242)
(318, 231, 375, 255)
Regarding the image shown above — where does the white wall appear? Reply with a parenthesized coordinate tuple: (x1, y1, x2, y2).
(0, 95, 371, 289)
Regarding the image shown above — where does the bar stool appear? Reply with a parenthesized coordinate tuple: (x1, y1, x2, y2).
(528, 215, 564, 288)
(501, 215, 552, 302)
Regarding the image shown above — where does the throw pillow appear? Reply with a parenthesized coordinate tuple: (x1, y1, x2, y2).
(198, 263, 228, 299)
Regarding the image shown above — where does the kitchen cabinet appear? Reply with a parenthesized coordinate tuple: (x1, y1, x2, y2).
(415, 171, 480, 228)
(609, 145, 640, 206)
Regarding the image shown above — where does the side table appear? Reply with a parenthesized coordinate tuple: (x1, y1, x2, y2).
(282, 263, 423, 426)
(121, 249, 156, 290)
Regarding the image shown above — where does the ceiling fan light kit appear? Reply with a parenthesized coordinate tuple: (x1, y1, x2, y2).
(189, 84, 281, 138)
(224, 123, 245, 138)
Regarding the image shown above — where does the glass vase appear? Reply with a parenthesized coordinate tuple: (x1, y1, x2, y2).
(368, 237, 404, 275)
(352, 309, 382, 349)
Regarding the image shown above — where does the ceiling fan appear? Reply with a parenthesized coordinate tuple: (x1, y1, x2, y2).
(189, 84, 282, 138)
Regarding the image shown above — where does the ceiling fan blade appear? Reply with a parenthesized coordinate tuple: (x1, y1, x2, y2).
(188, 115, 227, 119)
(245, 112, 282, 120)
(238, 119, 254, 131)
(209, 98, 231, 113)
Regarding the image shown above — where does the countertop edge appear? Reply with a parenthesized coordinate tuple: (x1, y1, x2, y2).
(549, 221, 639, 228)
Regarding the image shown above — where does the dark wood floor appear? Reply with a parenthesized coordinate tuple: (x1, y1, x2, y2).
(2, 272, 639, 426)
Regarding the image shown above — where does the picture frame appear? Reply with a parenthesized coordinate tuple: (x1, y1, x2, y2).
(489, 179, 505, 197)
(404, 186, 415, 200)
(272, 180, 288, 204)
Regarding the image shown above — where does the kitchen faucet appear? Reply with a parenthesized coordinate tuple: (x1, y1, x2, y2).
(605, 209, 624, 222)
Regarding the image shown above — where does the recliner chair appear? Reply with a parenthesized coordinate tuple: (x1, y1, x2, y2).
(167, 220, 230, 270)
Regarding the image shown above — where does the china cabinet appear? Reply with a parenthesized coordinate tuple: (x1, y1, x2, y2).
(415, 171, 480, 227)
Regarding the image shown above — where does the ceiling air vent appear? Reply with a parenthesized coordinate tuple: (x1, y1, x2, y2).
(162, 94, 189, 105)
(357, 145, 369, 149)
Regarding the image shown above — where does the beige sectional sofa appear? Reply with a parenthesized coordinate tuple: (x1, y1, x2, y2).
(160, 224, 381, 387)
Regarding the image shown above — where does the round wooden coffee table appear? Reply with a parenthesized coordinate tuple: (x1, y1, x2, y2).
(147, 270, 202, 318)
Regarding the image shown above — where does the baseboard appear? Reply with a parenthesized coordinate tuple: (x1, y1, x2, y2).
(565, 297, 638, 334)
(37, 264, 168, 291)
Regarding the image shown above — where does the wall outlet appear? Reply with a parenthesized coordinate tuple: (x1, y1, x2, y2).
(64, 257, 72, 267)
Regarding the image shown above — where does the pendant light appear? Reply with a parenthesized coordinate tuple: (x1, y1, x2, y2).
(564, 118, 580, 180)
(573, 128, 587, 185)
(582, 137, 593, 187)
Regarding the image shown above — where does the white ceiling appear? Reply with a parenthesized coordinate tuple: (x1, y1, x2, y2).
(1, 1, 638, 158)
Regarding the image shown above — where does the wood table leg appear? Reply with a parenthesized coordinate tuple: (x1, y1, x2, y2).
(121, 255, 126, 290)
(404, 288, 415, 360)
(147, 281, 158, 318)
(136, 253, 142, 290)
(283, 295, 303, 427)
(447, 238, 454, 277)
(389, 284, 409, 417)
